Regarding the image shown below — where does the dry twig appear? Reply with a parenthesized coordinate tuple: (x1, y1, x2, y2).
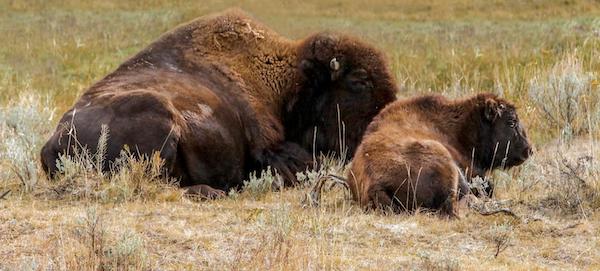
(303, 175, 350, 207)
(0, 190, 10, 200)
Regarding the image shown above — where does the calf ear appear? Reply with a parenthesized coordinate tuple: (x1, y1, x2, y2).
(484, 98, 502, 122)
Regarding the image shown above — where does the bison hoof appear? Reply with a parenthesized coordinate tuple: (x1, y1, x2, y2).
(184, 185, 226, 200)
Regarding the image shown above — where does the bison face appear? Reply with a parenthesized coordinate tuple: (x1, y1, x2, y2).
(478, 97, 533, 170)
(285, 33, 397, 160)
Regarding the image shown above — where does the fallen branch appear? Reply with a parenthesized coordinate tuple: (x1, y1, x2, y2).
(303, 175, 350, 208)
(560, 222, 583, 231)
(478, 208, 520, 220)
(0, 190, 10, 200)
(557, 153, 592, 186)
(465, 196, 521, 220)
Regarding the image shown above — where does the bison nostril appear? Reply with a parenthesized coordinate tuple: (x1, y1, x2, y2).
(523, 146, 533, 158)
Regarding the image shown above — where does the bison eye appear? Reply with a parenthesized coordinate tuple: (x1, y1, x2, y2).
(346, 69, 372, 92)
(348, 79, 371, 91)
(508, 120, 517, 128)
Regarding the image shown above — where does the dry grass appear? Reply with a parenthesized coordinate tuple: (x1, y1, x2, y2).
(2, 0, 600, 270)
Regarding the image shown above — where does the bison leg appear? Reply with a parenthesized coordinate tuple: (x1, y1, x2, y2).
(367, 187, 397, 212)
(414, 165, 461, 218)
(41, 134, 62, 178)
(184, 184, 226, 200)
(253, 142, 312, 186)
(485, 181, 495, 198)
(470, 176, 494, 198)
(439, 192, 460, 219)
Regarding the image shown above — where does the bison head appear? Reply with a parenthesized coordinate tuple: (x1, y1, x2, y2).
(474, 95, 533, 171)
(284, 33, 397, 160)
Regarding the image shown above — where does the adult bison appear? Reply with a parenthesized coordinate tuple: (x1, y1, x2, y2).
(346, 93, 532, 217)
(40, 9, 398, 197)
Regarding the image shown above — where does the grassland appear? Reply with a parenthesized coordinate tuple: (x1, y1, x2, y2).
(1, 0, 600, 270)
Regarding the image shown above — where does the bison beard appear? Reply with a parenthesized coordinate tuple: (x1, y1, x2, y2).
(347, 93, 532, 217)
(40, 9, 397, 197)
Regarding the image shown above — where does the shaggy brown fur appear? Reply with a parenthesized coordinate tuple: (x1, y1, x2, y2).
(347, 93, 532, 217)
(40, 9, 397, 197)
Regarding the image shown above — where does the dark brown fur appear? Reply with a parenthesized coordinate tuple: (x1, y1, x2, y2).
(347, 93, 532, 217)
(40, 9, 397, 197)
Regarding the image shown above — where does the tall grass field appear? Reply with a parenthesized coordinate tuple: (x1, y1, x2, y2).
(1, 0, 600, 269)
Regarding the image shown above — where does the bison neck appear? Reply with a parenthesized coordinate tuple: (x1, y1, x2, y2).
(429, 113, 479, 172)
(453, 101, 491, 176)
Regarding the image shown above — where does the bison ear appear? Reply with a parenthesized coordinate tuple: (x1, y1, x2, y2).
(300, 59, 329, 86)
(484, 98, 502, 122)
(299, 59, 315, 75)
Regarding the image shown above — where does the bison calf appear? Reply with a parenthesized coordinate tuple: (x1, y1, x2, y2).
(347, 93, 532, 217)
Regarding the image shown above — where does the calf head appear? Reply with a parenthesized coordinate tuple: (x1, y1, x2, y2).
(474, 95, 533, 171)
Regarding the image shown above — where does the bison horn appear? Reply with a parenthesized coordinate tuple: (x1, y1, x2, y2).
(330, 58, 340, 71)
